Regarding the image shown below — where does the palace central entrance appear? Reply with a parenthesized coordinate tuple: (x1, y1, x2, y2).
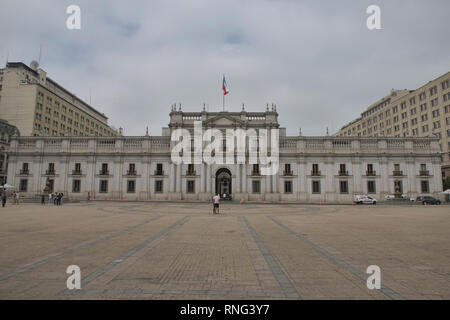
(215, 168, 232, 199)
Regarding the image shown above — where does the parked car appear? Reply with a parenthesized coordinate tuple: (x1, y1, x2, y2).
(384, 194, 413, 200)
(416, 196, 441, 205)
(354, 194, 377, 204)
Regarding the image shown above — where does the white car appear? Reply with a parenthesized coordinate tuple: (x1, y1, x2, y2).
(385, 194, 413, 201)
(354, 195, 377, 204)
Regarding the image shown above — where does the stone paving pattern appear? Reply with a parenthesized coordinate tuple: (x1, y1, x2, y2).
(0, 202, 449, 299)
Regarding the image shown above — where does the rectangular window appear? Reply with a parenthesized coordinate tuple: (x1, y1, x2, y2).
(284, 181, 292, 194)
(312, 164, 319, 175)
(156, 163, 163, 175)
(367, 164, 374, 176)
(187, 180, 195, 193)
(367, 181, 376, 194)
(101, 163, 108, 175)
(421, 180, 429, 193)
(74, 163, 81, 174)
(339, 181, 348, 194)
(128, 163, 136, 175)
(284, 163, 292, 176)
(127, 180, 136, 193)
(252, 164, 260, 175)
(252, 180, 260, 194)
(312, 181, 321, 194)
(72, 180, 81, 193)
(21, 162, 29, 174)
(99, 180, 108, 193)
(155, 180, 163, 193)
(19, 179, 28, 192)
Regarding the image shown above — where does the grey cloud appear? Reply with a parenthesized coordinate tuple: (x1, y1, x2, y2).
(0, 0, 449, 136)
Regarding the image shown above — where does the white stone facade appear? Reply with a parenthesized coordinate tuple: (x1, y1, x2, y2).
(6, 110, 443, 202)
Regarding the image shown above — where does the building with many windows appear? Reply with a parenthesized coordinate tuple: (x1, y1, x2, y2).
(6, 108, 443, 202)
(335, 71, 450, 179)
(0, 62, 118, 137)
(0, 118, 19, 185)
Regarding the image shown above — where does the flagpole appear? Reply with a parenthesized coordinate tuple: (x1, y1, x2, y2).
(223, 94, 225, 111)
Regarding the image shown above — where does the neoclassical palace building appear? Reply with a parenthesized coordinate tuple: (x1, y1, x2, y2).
(6, 108, 443, 203)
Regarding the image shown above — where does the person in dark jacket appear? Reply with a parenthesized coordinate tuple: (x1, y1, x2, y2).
(1, 192, 7, 207)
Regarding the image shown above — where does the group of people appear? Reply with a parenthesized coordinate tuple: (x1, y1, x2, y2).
(41, 192, 64, 205)
(0, 191, 20, 207)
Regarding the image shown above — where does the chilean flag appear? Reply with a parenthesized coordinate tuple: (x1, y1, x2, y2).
(222, 75, 230, 95)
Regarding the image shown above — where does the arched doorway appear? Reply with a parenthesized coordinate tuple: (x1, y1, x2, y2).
(215, 168, 232, 199)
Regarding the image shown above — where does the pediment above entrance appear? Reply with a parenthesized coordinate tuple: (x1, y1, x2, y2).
(203, 114, 246, 127)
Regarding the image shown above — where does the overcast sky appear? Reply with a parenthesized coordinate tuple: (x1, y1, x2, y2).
(1, 0, 449, 136)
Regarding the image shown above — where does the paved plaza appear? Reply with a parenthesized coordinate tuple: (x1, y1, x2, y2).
(0, 201, 449, 300)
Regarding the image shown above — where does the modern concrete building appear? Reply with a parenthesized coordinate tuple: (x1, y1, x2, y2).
(335, 71, 450, 179)
(0, 62, 118, 137)
(0, 119, 19, 185)
(6, 108, 443, 203)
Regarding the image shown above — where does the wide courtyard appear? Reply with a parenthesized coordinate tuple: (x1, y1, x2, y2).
(0, 201, 449, 299)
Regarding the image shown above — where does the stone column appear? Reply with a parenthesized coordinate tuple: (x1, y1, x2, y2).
(265, 174, 271, 199)
(272, 170, 278, 193)
(206, 164, 211, 193)
(236, 163, 241, 193)
(242, 164, 247, 193)
(169, 163, 175, 192)
(200, 163, 205, 193)
(176, 164, 182, 193)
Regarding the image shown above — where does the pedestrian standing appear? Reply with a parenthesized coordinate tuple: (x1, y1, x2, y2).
(1, 192, 6, 207)
(60, 193, 64, 206)
(15, 192, 19, 205)
(212, 194, 220, 214)
(49, 193, 53, 205)
(41, 194, 46, 205)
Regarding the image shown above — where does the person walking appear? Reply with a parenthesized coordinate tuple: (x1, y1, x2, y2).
(15, 192, 19, 205)
(48, 193, 53, 205)
(41, 194, 46, 205)
(212, 194, 220, 214)
(60, 193, 64, 206)
(1, 192, 7, 207)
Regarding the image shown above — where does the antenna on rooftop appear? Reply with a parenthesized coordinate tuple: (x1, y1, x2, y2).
(38, 45, 43, 65)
